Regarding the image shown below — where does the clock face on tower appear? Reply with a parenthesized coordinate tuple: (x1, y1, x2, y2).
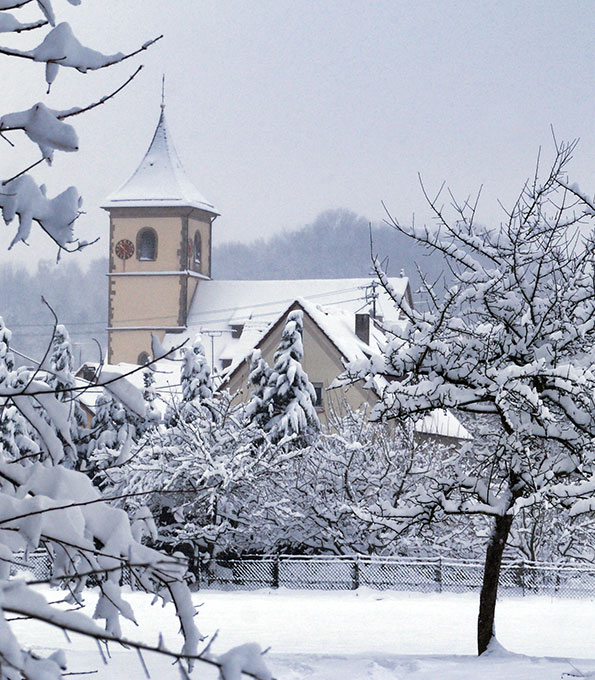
(115, 239, 135, 260)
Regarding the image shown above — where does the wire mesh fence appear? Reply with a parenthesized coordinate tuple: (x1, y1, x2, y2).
(195, 555, 595, 598)
(10, 551, 595, 599)
(9, 551, 133, 586)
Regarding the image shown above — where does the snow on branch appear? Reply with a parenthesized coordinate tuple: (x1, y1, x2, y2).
(0, 102, 78, 162)
(0, 12, 46, 32)
(1, 4, 158, 252)
(0, 22, 162, 89)
(0, 175, 82, 249)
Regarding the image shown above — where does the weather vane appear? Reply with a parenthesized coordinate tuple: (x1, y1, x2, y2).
(161, 74, 166, 110)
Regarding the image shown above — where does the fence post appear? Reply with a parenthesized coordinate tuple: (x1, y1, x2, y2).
(435, 558, 442, 593)
(272, 556, 280, 589)
(352, 557, 360, 590)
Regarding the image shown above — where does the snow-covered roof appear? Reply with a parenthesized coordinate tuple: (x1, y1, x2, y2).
(163, 277, 410, 372)
(78, 360, 183, 417)
(101, 108, 217, 213)
(414, 410, 473, 441)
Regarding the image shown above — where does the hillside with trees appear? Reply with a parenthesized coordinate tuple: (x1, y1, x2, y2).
(0, 259, 108, 364)
(213, 208, 446, 295)
(1, 208, 444, 363)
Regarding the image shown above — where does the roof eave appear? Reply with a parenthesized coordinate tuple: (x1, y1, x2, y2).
(101, 199, 219, 215)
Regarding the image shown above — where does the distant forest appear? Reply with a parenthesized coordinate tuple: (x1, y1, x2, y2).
(0, 209, 445, 364)
(213, 208, 445, 288)
(0, 259, 108, 365)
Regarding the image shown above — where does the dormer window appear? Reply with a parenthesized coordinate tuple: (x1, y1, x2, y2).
(312, 382, 324, 409)
(137, 228, 157, 261)
(230, 324, 243, 339)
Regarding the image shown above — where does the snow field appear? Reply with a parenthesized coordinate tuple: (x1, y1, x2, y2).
(10, 586, 595, 679)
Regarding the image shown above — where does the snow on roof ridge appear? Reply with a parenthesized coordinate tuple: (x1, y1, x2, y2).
(102, 108, 217, 213)
(296, 296, 369, 363)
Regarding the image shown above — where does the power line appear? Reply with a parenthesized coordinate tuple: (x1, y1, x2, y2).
(4, 283, 373, 330)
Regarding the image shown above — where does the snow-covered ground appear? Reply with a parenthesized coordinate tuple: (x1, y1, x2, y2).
(10, 586, 595, 679)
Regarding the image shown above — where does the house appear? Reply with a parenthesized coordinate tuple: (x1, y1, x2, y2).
(100, 104, 470, 440)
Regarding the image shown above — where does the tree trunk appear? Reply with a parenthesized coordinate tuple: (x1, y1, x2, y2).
(477, 513, 513, 655)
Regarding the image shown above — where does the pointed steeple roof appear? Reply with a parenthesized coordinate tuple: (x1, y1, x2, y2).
(102, 108, 218, 213)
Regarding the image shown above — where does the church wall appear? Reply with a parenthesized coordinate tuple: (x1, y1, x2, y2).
(109, 212, 183, 273)
(106, 206, 216, 364)
(109, 275, 182, 328)
(109, 329, 165, 365)
(187, 278, 199, 314)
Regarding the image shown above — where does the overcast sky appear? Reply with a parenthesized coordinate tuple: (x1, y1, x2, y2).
(2, 0, 594, 270)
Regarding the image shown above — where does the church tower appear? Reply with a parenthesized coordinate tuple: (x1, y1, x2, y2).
(102, 104, 218, 364)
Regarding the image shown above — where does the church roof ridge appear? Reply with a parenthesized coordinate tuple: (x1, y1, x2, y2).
(102, 108, 218, 213)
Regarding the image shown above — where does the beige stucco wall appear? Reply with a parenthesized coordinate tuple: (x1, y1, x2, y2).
(187, 277, 199, 314)
(105, 206, 215, 364)
(108, 274, 184, 363)
(110, 275, 183, 327)
(109, 329, 165, 365)
(227, 311, 375, 424)
(110, 214, 183, 273)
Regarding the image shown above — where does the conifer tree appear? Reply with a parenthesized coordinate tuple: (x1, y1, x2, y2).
(141, 367, 161, 431)
(0, 319, 17, 457)
(245, 348, 271, 428)
(179, 335, 218, 423)
(86, 391, 121, 472)
(262, 310, 320, 445)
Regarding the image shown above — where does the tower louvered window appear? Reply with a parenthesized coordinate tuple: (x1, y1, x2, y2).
(137, 228, 157, 261)
(194, 231, 202, 268)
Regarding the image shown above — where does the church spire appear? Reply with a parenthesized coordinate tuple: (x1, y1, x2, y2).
(102, 99, 217, 214)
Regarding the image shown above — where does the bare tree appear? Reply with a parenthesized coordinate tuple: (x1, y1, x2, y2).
(346, 138, 595, 654)
(0, 3, 273, 679)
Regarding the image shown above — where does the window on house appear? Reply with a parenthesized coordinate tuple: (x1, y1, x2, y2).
(137, 228, 157, 261)
(220, 358, 232, 371)
(355, 313, 370, 344)
(194, 231, 202, 268)
(312, 382, 324, 408)
(80, 364, 97, 382)
(230, 324, 243, 339)
(137, 351, 150, 365)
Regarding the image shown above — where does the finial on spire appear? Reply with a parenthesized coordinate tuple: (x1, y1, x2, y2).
(161, 74, 166, 110)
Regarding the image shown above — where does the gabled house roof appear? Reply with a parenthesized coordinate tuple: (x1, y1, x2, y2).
(163, 275, 412, 372)
(101, 108, 217, 213)
(221, 296, 379, 386)
(221, 296, 472, 441)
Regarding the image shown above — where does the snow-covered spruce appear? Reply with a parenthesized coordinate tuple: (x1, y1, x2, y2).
(259, 310, 320, 446)
(173, 334, 219, 425)
(48, 324, 86, 467)
(245, 349, 271, 429)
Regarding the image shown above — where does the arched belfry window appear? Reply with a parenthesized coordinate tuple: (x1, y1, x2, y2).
(193, 230, 202, 268)
(137, 227, 157, 261)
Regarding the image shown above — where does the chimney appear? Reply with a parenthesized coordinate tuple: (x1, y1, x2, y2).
(355, 313, 370, 344)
